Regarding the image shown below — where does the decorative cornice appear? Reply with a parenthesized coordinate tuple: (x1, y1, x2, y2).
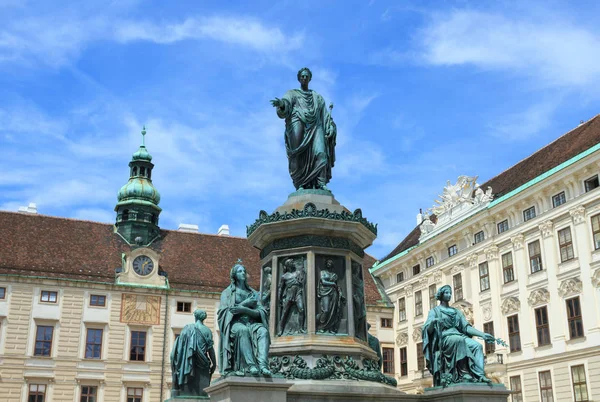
(569, 205, 586, 224)
(558, 277, 583, 297)
(501, 296, 521, 315)
(396, 331, 409, 346)
(528, 288, 550, 306)
(538, 220, 554, 238)
(259, 234, 364, 259)
(451, 264, 465, 274)
(247, 203, 377, 237)
(511, 234, 524, 250)
(484, 245, 499, 261)
(405, 284, 413, 294)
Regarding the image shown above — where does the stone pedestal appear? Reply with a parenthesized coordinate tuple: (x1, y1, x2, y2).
(286, 379, 411, 401)
(424, 383, 510, 402)
(204, 377, 291, 402)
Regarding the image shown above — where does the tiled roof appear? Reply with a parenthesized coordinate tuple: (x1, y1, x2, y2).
(381, 114, 600, 263)
(0, 211, 388, 305)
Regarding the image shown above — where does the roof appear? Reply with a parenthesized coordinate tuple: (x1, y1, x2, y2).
(381, 114, 600, 263)
(0, 211, 389, 305)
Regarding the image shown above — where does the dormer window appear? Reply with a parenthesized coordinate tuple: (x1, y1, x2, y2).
(396, 272, 404, 283)
(425, 256, 434, 268)
(448, 244, 458, 257)
(412, 264, 421, 276)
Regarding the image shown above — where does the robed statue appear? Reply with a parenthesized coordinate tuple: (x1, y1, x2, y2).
(170, 309, 216, 397)
(278, 257, 306, 336)
(271, 67, 337, 191)
(217, 260, 272, 376)
(423, 285, 504, 387)
(316, 258, 345, 334)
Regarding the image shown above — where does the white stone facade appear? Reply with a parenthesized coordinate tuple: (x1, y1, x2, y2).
(372, 146, 600, 400)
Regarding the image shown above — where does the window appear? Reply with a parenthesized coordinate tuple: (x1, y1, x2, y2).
(592, 214, 600, 250)
(130, 331, 146, 361)
(584, 175, 599, 192)
(132, 167, 137, 176)
(448, 244, 458, 257)
(552, 191, 566, 208)
(539, 370, 554, 402)
(80, 385, 98, 402)
(566, 297, 584, 339)
(453, 273, 463, 301)
(510, 376, 523, 402)
(479, 262, 490, 291)
(398, 298, 406, 322)
(0, 287, 5, 299)
(28, 384, 46, 402)
(523, 206, 536, 222)
(399, 347, 408, 376)
(127, 387, 143, 402)
(535, 306, 551, 346)
(507, 315, 521, 352)
(483, 322, 495, 355)
(571, 365, 589, 402)
(416, 342, 425, 372)
(412, 264, 420, 276)
(382, 347, 394, 374)
(502, 252, 515, 283)
(528, 240, 543, 273)
(414, 291, 423, 316)
(139, 167, 145, 177)
(176, 301, 191, 313)
(396, 272, 404, 283)
(34, 325, 53, 357)
(380, 318, 392, 328)
(497, 219, 509, 234)
(429, 284, 437, 310)
(40, 290, 57, 303)
(89, 295, 106, 307)
(474, 230, 485, 244)
(425, 256, 434, 268)
(85, 328, 103, 359)
(558, 227, 575, 262)
(122, 209, 129, 221)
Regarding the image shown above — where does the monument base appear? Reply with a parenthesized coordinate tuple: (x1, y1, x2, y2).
(164, 397, 209, 402)
(287, 379, 412, 401)
(424, 383, 510, 402)
(204, 376, 291, 402)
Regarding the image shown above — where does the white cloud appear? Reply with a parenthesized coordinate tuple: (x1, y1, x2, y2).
(487, 99, 561, 141)
(418, 9, 600, 88)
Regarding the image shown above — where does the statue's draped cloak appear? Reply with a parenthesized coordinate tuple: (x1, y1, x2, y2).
(317, 270, 344, 332)
(278, 89, 336, 189)
(170, 322, 213, 388)
(217, 284, 269, 374)
(422, 306, 487, 386)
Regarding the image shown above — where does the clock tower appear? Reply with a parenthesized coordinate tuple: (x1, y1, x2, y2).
(114, 127, 162, 246)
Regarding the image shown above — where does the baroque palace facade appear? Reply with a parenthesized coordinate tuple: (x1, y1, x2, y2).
(0, 131, 394, 402)
(371, 115, 600, 401)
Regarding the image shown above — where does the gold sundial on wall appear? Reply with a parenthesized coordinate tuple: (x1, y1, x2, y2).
(120, 294, 161, 325)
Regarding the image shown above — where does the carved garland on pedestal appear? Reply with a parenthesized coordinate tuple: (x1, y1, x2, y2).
(247, 203, 377, 237)
(528, 288, 550, 306)
(501, 297, 520, 315)
(558, 277, 583, 297)
(268, 355, 397, 386)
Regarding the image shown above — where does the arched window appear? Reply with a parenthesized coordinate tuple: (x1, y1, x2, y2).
(122, 209, 129, 221)
(151, 214, 157, 224)
(147, 170, 151, 179)
(140, 167, 146, 177)
(132, 167, 137, 176)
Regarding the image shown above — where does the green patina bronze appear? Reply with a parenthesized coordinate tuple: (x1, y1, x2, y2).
(277, 257, 307, 336)
(247, 202, 377, 237)
(170, 309, 216, 398)
(352, 261, 367, 341)
(423, 285, 508, 387)
(217, 260, 272, 377)
(259, 234, 365, 259)
(316, 258, 346, 334)
(268, 355, 397, 386)
(367, 322, 383, 370)
(114, 127, 162, 246)
(271, 68, 337, 191)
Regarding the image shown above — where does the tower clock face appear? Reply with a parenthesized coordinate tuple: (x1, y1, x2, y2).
(133, 255, 154, 276)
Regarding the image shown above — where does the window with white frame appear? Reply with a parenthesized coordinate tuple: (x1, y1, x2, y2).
(510, 375, 523, 402)
(523, 206, 536, 222)
(414, 291, 423, 316)
(558, 227, 574, 262)
(479, 262, 490, 291)
(552, 191, 566, 208)
(453, 273, 463, 301)
(535, 306, 551, 346)
(396, 272, 404, 283)
(538, 370, 554, 402)
(528, 240, 543, 273)
(571, 365, 589, 402)
(497, 219, 509, 234)
(474, 230, 485, 244)
(591, 214, 600, 250)
(28, 384, 46, 402)
(584, 175, 599, 192)
(502, 252, 514, 283)
(448, 244, 458, 257)
(425, 256, 434, 268)
(398, 298, 406, 322)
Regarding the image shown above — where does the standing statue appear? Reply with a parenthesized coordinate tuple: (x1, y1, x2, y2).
(217, 260, 272, 376)
(316, 258, 346, 334)
(351, 261, 367, 340)
(278, 257, 306, 336)
(367, 322, 383, 370)
(271, 67, 337, 191)
(423, 285, 505, 387)
(261, 266, 272, 317)
(170, 309, 216, 397)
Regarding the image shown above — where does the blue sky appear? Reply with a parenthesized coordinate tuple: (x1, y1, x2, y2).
(1, 0, 600, 259)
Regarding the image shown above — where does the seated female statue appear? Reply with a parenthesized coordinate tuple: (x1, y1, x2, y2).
(422, 285, 494, 386)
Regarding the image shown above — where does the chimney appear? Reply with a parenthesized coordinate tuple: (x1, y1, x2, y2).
(18, 203, 38, 214)
(217, 224, 230, 236)
(177, 223, 199, 233)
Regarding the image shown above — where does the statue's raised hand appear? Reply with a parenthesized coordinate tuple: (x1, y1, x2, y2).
(270, 98, 282, 108)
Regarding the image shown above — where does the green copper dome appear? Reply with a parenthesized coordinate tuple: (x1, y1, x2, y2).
(132, 126, 153, 161)
(117, 178, 161, 205)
